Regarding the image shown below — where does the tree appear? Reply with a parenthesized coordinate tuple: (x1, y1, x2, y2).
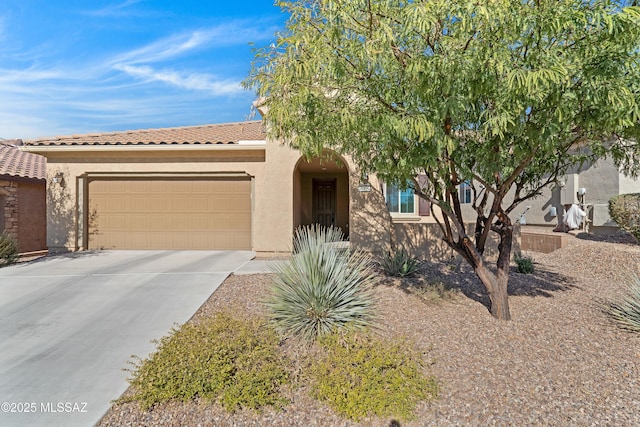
(245, 0, 640, 320)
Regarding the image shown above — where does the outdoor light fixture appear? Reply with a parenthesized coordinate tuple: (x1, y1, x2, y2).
(578, 187, 587, 196)
(52, 172, 65, 186)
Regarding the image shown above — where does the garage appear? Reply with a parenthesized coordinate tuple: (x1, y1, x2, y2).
(87, 177, 252, 250)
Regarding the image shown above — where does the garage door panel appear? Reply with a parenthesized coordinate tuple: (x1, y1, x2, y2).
(88, 178, 251, 250)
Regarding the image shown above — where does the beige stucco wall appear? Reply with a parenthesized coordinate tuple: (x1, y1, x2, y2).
(40, 142, 303, 253)
(33, 137, 526, 258)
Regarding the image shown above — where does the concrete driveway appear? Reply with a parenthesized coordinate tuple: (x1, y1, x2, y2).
(0, 250, 255, 427)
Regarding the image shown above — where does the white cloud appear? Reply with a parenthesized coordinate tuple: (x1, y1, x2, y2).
(114, 64, 243, 95)
(83, 0, 143, 17)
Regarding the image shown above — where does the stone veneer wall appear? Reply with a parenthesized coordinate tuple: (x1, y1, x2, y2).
(0, 180, 19, 240)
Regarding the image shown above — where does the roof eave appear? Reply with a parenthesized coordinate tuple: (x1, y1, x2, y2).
(20, 141, 267, 154)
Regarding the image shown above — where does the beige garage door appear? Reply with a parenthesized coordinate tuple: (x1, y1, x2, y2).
(88, 178, 251, 250)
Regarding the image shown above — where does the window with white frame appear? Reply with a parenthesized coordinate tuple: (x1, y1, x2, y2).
(459, 180, 472, 204)
(384, 181, 416, 214)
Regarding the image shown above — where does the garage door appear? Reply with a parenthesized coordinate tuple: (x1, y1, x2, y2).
(87, 178, 251, 250)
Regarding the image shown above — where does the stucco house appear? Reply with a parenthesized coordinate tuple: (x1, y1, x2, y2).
(512, 157, 638, 234)
(16, 121, 416, 252)
(21, 118, 634, 257)
(0, 140, 47, 253)
(20, 121, 451, 257)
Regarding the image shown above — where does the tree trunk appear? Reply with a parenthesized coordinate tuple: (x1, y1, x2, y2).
(467, 223, 513, 320)
(473, 263, 511, 320)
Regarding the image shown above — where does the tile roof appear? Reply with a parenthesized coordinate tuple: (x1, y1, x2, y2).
(0, 141, 46, 180)
(23, 121, 266, 147)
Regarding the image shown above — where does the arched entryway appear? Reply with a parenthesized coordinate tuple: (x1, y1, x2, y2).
(293, 151, 350, 238)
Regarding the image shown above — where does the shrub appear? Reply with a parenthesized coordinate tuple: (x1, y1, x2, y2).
(309, 331, 438, 421)
(121, 312, 289, 411)
(266, 225, 377, 342)
(609, 193, 640, 242)
(0, 232, 18, 267)
(379, 248, 420, 277)
(605, 274, 640, 334)
(410, 281, 460, 304)
(514, 251, 534, 274)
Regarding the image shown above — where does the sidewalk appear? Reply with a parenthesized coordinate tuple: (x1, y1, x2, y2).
(234, 258, 282, 275)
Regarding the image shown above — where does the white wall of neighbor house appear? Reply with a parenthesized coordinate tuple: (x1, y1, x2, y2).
(619, 172, 639, 195)
(516, 157, 638, 229)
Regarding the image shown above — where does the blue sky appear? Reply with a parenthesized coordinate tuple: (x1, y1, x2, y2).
(0, 1, 286, 139)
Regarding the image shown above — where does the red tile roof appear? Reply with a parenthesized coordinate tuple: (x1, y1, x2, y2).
(23, 121, 266, 147)
(0, 141, 46, 180)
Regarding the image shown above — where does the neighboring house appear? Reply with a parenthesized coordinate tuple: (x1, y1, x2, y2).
(0, 140, 47, 253)
(22, 121, 453, 257)
(507, 157, 639, 234)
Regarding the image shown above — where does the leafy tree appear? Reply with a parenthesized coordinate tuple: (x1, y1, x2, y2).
(246, 0, 640, 320)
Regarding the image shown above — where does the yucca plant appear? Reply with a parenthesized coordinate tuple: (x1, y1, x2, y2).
(605, 274, 640, 334)
(0, 232, 18, 267)
(379, 248, 420, 277)
(266, 225, 377, 342)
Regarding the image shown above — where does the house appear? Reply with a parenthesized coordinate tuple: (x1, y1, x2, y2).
(0, 140, 47, 254)
(512, 157, 639, 234)
(21, 121, 454, 257)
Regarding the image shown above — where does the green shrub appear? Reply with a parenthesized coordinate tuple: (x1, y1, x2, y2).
(309, 331, 438, 421)
(379, 248, 420, 277)
(609, 193, 640, 242)
(121, 312, 289, 411)
(266, 225, 377, 342)
(0, 232, 18, 267)
(605, 274, 640, 334)
(514, 251, 534, 274)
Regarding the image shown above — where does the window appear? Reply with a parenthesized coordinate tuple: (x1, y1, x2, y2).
(459, 180, 472, 204)
(385, 182, 416, 214)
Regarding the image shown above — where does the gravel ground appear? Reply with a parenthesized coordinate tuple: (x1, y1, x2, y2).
(98, 235, 640, 426)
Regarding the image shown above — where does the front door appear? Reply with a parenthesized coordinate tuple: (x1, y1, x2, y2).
(312, 179, 336, 228)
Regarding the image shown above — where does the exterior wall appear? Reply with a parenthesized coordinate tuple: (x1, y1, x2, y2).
(0, 178, 47, 253)
(507, 157, 638, 231)
(17, 181, 47, 252)
(619, 172, 638, 195)
(40, 140, 307, 253)
(0, 180, 18, 239)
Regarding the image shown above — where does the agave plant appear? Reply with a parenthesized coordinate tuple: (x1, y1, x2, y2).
(266, 225, 377, 342)
(605, 274, 640, 334)
(379, 248, 420, 278)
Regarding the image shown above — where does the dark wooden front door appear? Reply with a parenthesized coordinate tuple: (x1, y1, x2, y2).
(312, 179, 336, 228)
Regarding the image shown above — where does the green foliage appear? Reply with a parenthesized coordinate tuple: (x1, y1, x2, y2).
(609, 193, 640, 242)
(247, 0, 640, 320)
(0, 232, 18, 267)
(514, 252, 535, 274)
(266, 225, 376, 341)
(121, 312, 289, 411)
(309, 331, 438, 421)
(379, 248, 420, 277)
(605, 274, 640, 333)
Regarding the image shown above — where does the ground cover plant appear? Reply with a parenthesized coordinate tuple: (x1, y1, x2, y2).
(310, 330, 439, 421)
(266, 225, 377, 341)
(120, 312, 290, 411)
